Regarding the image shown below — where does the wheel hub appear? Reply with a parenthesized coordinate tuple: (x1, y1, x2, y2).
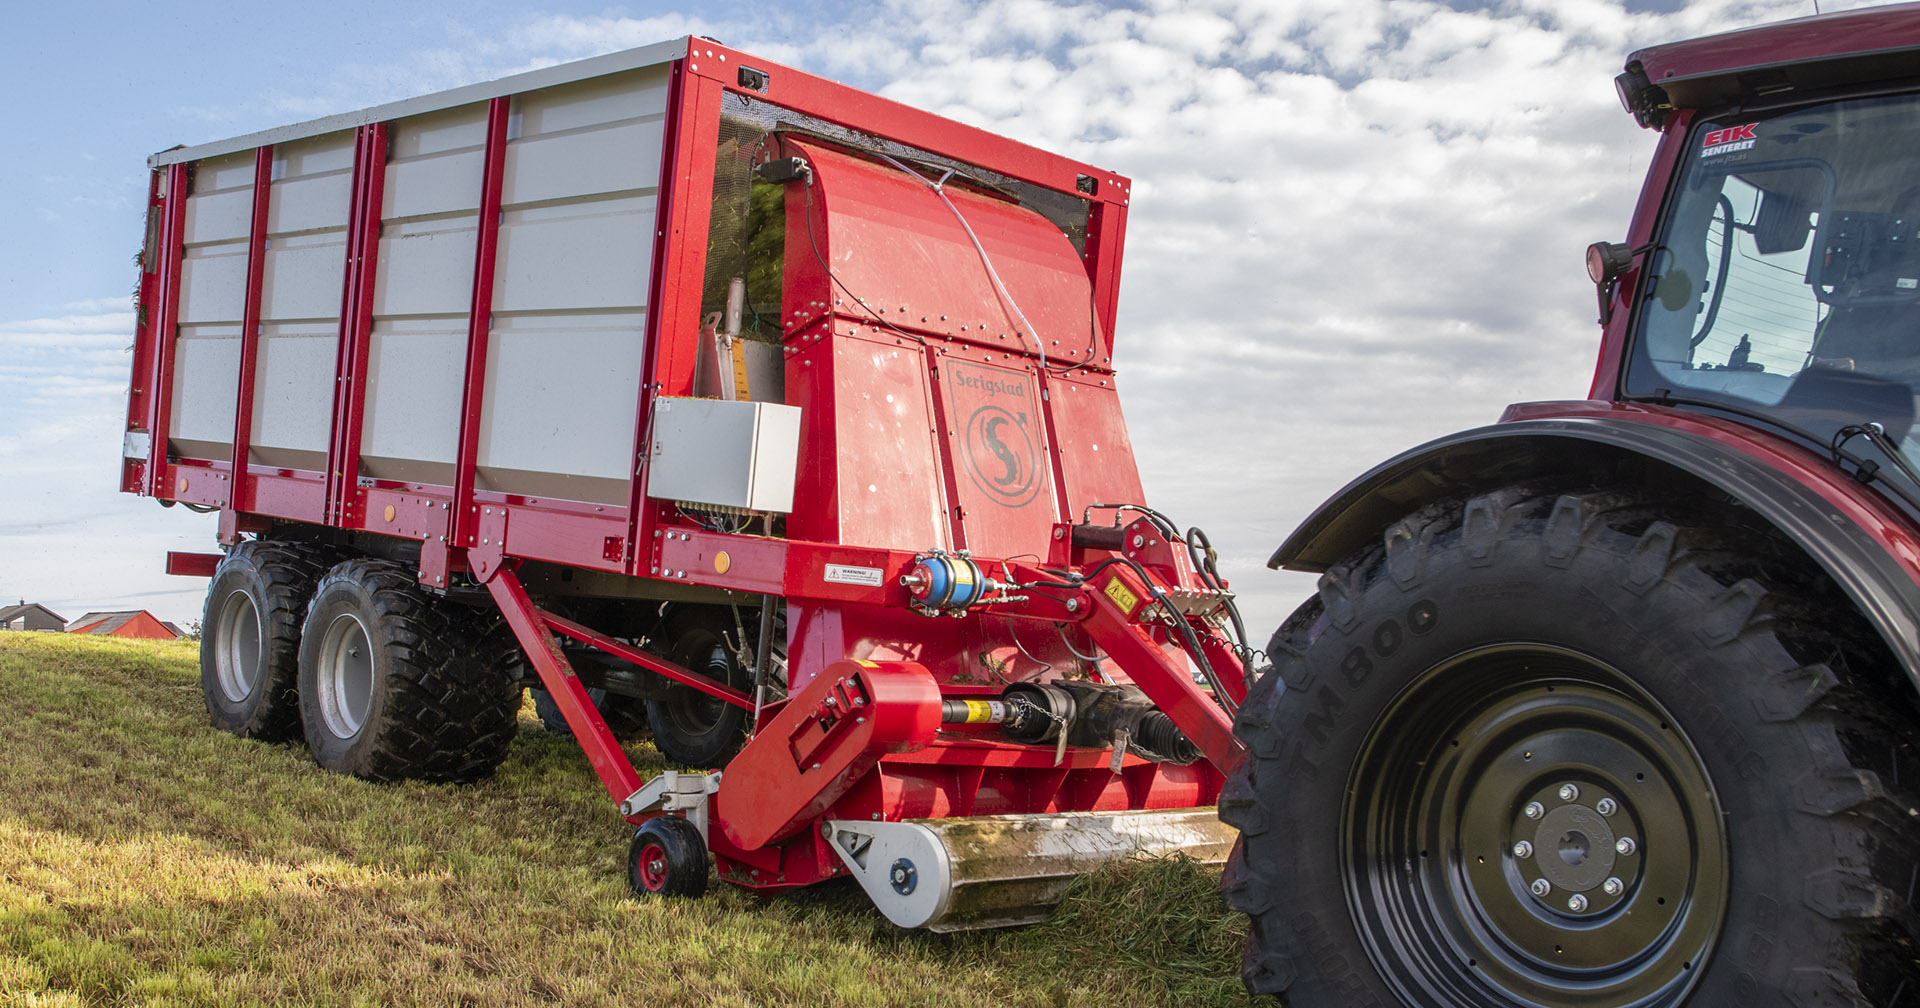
(1513, 782, 1641, 918)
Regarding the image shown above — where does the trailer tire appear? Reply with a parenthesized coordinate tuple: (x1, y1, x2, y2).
(200, 540, 335, 740)
(297, 559, 519, 783)
(628, 816, 708, 898)
(646, 611, 751, 767)
(1221, 485, 1920, 1007)
(533, 686, 649, 740)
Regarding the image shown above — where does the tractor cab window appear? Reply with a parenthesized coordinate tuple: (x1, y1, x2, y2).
(1626, 94, 1920, 470)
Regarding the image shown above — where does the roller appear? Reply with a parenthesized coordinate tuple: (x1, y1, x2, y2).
(824, 807, 1237, 931)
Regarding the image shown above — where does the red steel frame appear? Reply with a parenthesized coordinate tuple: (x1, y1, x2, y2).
(132, 37, 1245, 895)
(229, 146, 275, 512)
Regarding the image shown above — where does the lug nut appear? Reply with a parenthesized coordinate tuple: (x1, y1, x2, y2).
(1512, 841, 1533, 858)
(1616, 837, 1637, 855)
(1602, 877, 1624, 896)
(1530, 879, 1552, 897)
(1524, 801, 1544, 820)
(1596, 797, 1617, 816)
(1568, 894, 1589, 912)
(1558, 783, 1580, 802)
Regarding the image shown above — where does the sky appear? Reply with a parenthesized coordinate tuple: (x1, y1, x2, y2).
(0, 0, 1874, 636)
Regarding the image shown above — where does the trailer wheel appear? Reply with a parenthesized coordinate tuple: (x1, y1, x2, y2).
(1221, 486, 1920, 1007)
(532, 686, 649, 740)
(200, 541, 334, 740)
(646, 612, 750, 766)
(628, 816, 708, 898)
(297, 559, 519, 783)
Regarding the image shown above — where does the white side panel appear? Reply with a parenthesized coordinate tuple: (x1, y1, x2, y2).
(181, 188, 253, 247)
(468, 68, 667, 503)
(170, 151, 254, 461)
(177, 246, 249, 324)
(252, 132, 354, 472)
(372, 218, 478, 318)
(362, 318, 465, 485)
(168, 324, 242, 462)
(360, 104, 486, 486)
(266, 172, 353, 236)
(250, 322, 335, 472)
(512, 68, 671, 135)
(500, 118, 664, 205)
(477, 312, 646, 503)
(383, 103, 488, 220)
(493, 198, 655, 312)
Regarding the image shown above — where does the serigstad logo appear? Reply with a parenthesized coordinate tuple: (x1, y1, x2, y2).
(1702, 123, 1757, 156)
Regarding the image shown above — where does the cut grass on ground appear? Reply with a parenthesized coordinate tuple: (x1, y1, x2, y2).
(0, 634, 1271, 1007)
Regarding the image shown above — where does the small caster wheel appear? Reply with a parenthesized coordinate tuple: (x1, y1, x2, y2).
(628, 816, 708, 898)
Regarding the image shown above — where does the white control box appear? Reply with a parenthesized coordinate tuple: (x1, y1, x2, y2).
(647, 397, 802, 513)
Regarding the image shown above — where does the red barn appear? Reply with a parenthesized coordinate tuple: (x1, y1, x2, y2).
(67, 611, 181, 640)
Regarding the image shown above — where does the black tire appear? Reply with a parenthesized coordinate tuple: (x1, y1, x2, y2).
(532, 685, 650, 740)
(646, 611, 752, 767)
(200, 540, 334, 740)
(628, 815, 708, 898)
(1221, 485, 1920, 1007)
(296, 559, 519, 783)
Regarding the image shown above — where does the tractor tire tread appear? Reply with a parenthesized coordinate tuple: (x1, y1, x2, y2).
(1221, 482, 1920, 1005)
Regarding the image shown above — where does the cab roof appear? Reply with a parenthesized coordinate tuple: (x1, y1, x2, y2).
(1629, 2, 1920, 114)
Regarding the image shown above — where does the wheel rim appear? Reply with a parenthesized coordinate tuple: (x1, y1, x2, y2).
(315, 613, 375, 740)
(213, 589, 263, 703)
(636, 840, 670, 892)
(1344, 643, 1727, 1007)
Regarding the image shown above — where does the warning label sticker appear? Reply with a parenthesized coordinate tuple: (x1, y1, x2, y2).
(1102, 576, 1140, 617)
(824, 564, 885, 587)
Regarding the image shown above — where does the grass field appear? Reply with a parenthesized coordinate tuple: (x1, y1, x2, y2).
(0, 633, 1269, 1007)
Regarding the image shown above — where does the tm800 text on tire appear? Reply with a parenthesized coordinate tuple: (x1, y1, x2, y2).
(296, 559, 519, 783)
(1221, 486, 1920, 1007)
(200, 540, 336, 740)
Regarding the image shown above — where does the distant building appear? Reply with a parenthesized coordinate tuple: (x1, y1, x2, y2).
(0, 602, 66, 632)
(67, 610, 181, 640)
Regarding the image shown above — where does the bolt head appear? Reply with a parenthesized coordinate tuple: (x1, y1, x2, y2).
(1524, 801, 1545, 820)
(1530, 879, 1552, 897)
(1596, 797, 1618, 816)
(1512, 841, 1533, 859)
(1616, 837, 1637, 855)
(1602, 877, 1624, 896)
(1558, 783, 1580, 802)
(1567, 894, 1589, 913)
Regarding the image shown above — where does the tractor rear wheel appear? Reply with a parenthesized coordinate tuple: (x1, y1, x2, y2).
(200, 540, 334, 740)
(297, 559, 518, 782)
(1221, 486, 1920, 1007)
